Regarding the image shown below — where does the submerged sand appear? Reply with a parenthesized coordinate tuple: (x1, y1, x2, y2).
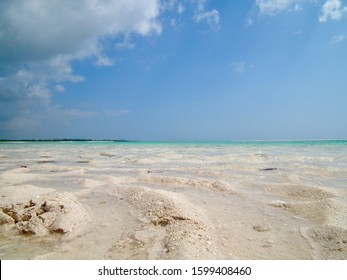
(0, 142, 346, 259)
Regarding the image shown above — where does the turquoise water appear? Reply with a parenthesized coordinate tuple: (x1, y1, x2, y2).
(1, 140, 346, 191)
(1, 140, 346, 179)
(1, 139, 346, 147)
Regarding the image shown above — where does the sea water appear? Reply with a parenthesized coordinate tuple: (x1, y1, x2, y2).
(0, 140, 346, 259)
(1, 140, 346, 186)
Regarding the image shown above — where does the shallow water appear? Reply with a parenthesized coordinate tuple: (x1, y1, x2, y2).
(0, 141, 346, 259)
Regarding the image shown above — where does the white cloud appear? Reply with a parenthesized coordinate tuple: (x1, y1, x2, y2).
(254, 0, 347, 23)
(232, 62, 247, 73)
(331, 34, 346, 43)
(0, 0, 161, 67)
(229, 61, 255, 73)
(255, 0, 301, 15)
(246, 16, 255, 26)
(163, 0, 177, 11)
(54, 85, 65, 92)
(319, 0, 347, 22)
(193, 0, 220, 28)
(294, 4, 303, 11)
(0, 0, 162, 76)
(178, 2, 185, 14)
(95, 55, 114, 67)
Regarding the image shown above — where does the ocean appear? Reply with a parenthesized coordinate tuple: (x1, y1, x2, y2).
(1, 140, 346, 190)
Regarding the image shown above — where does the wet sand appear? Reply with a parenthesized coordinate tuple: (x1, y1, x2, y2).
(0, 142, 346, 259)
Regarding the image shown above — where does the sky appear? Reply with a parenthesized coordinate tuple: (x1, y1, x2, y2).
(0, 0, 346, 141)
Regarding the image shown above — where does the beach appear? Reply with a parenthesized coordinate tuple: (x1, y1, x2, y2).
(0, 141, 346, 260)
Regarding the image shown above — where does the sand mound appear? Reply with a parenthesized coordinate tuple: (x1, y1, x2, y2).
(269, 198, 339, 224)
(142, 176, 235, 194)
(126, 187, 201, 226)
(107, 186, 222, 259)
(265, 184, 334, 201)
(0, 192, 89, 236)
(303, 225, 347, 259)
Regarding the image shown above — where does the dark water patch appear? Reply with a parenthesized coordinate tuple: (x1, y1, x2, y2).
(49, 170, 66, 173)
(146, 170, 164, 174)
(259, 167, 277, 171)
(37, 160, 57, 164)
(255, 153, 269, 158)
(100, 153, 115, 157)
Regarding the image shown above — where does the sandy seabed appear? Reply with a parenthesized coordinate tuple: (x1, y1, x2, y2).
(0, 142, 346, 259)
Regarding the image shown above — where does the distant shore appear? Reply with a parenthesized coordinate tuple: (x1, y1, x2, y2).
(0, 139, 137, 142)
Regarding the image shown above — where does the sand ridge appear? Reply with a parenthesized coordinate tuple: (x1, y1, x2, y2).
(106, 185, 223, 259)
(140, 175, 236, 194)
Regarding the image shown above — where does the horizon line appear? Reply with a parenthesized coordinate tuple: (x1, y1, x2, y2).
(1, 138, 347, 143)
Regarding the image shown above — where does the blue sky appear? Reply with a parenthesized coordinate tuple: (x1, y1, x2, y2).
(0, 0, 346, 141)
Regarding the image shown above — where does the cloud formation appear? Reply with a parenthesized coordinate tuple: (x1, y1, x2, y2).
(319, 0, 347, 22)
(1, 0, 162, 73)
(232, 62, 247, 73)
(0, 0, 162, 136)
(230, 61, 254, 74)
(0, 0, 222, 138)
(255, 0, 301, 15)
(255, 0, 347, 22)
(331, 34, 346, 43)
(193, 0, 220, 27)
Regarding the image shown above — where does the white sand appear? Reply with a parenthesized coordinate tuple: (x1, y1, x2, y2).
(0, 143, 346, 259)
